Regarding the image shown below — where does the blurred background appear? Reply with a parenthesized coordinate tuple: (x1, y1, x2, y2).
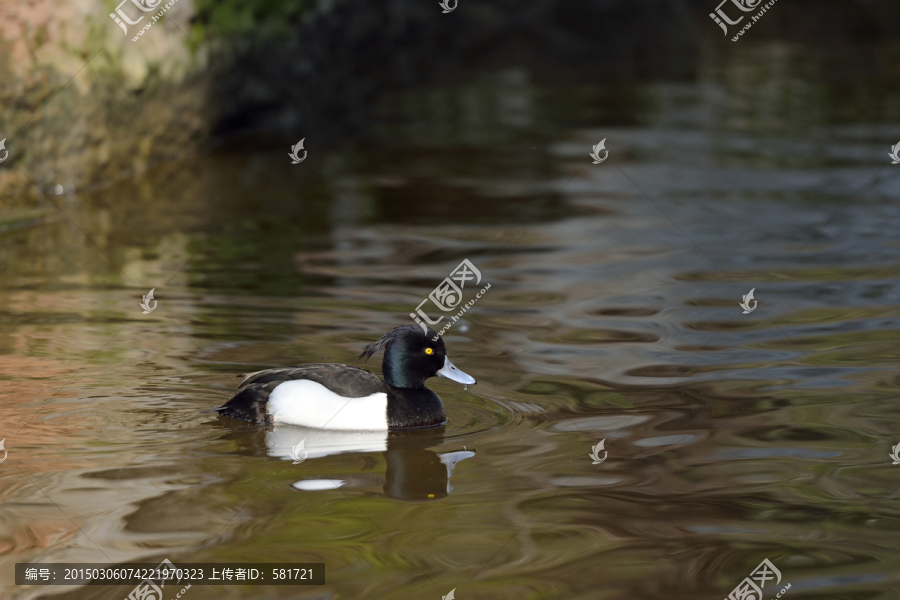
(2, 0, 900, 599)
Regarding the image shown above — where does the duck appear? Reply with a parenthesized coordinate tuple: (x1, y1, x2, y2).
(212, 324, 476, 430)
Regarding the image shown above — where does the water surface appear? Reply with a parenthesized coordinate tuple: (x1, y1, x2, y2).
(2, 40, 900, 600)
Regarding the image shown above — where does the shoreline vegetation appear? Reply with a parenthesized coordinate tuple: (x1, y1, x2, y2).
(0, 0, 896, 207)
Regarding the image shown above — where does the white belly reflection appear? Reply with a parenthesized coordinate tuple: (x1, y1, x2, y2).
(266, 425, 388, 461)
(264, 425, 476, 501)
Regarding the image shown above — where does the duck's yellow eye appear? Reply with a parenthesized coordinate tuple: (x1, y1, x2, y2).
(425, 348, 434, 355)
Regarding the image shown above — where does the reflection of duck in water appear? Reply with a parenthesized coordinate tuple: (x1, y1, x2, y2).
(268, 425, 475, 501)
(210, 419, 475, 501)
(212, 325, 476, 430)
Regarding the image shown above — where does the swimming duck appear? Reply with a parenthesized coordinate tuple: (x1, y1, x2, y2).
(213, 324, 476, 430)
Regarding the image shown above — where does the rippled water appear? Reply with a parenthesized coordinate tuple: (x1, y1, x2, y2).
(3, 40, 900, 600)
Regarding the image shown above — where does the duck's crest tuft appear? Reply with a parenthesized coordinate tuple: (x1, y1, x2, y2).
(359, 324, 432, 361)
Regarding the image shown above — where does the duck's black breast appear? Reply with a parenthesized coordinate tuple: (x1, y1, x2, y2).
(386, 386, 446, 430)
(216, 363, 388, 424)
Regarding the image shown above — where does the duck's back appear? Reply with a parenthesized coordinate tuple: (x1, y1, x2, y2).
(216, 364, 391, 430)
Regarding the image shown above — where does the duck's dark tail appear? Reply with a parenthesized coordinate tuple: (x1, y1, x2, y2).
(207, 382, 279, 424)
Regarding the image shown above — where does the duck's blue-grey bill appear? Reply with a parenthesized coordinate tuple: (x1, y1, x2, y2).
(437, 356, 476, 385)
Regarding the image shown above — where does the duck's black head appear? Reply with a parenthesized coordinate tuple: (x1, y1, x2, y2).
(359, 324, 476, 389)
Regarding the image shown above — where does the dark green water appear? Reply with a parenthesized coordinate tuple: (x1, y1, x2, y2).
(2, 39, 900, 600)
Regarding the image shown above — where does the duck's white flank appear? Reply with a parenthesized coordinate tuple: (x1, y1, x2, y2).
(266, 379, 389, 430)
